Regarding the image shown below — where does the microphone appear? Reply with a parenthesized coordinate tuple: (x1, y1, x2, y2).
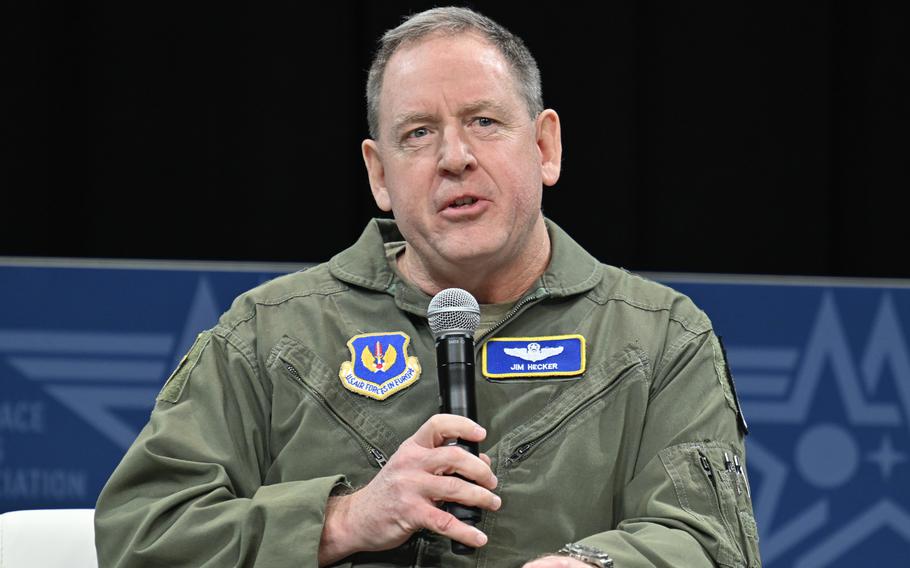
(427, 288, 481, 555)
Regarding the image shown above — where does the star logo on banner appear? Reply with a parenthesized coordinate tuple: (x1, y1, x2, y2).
(729, 292, 910, 566)
(1, 277, 221, 450)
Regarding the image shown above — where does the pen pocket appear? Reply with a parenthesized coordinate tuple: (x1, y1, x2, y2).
(660, 442, 761, 568)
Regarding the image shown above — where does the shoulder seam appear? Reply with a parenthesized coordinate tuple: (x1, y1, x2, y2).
(586, 292, 710, 335)
(224, 285, 349, 333)
(652, 328, 711, 391)
(212, 325, 262, 382)
(330, 259, 394, 292)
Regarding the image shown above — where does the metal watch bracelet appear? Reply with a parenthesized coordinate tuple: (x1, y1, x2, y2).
(557, 543, 614, 567)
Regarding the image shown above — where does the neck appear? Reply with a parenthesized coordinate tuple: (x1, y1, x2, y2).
(397, 218, 551, 304)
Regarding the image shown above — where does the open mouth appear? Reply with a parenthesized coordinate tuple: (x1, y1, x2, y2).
(449, 196, 478, 208)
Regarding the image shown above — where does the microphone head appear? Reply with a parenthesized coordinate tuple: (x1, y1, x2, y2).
(427, 288, 481, 339)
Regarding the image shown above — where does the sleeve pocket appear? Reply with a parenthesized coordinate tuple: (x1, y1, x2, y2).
(660, 442, 761, 568)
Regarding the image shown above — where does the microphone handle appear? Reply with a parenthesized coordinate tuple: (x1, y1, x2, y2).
(436, 334, 481, 555)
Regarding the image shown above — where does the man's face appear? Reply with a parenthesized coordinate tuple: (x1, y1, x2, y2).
(362, 33, 561, 277)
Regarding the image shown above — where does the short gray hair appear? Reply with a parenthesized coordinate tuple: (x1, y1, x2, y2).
(365, 7, 544, 139)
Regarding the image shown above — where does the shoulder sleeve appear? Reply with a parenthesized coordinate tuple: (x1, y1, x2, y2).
(574, 329, 762, 567)
(94, 327, 349, 567)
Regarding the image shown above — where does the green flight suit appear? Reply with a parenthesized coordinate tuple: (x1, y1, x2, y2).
(95, 218, 761, 567)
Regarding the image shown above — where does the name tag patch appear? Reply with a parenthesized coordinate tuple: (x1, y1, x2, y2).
(339, 332, 421, 400)
(482, 335, 586, 379)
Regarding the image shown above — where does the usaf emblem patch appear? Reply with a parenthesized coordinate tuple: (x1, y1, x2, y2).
(483, 334, 586, 379)
(339, 332, 421, 400)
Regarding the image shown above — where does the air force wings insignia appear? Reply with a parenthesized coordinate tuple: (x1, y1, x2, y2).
(483, 334, 585, 379)
(503, 342, 564, 362)
(339, 332, 421, 400)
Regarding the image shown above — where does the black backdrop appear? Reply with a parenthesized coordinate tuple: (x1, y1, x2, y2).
(3, 2, 908, 277)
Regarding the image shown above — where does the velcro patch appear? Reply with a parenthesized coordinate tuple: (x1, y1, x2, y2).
(157, 331, 212, 404)
(714, 334, 749, 435)
(482, 334, 585, 379)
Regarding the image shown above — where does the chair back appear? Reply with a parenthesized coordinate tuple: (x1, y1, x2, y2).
(0, 509, 98, 568)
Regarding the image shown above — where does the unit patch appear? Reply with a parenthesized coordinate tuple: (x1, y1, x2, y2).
(339, 332, 421, 400)
(483, 334, 586, 379)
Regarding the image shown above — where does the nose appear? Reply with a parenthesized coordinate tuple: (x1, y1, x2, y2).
(437, 125, 477, 175)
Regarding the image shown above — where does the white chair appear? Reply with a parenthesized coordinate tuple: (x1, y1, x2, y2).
(0, 509, 98, 568)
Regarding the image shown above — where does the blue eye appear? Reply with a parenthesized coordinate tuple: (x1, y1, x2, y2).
(476, 117, 494, 127)
(411, 127, 429, 138)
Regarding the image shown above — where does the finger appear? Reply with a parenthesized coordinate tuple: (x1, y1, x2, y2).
(423, 445, 497, 489)
(479, 452, 492, 467)
(411, 414, 486, 448)
(423, 473, 502, 511)
(523, 557, 577, 568)
(419, 503, 489, 548)
(524, 556, 590, 568)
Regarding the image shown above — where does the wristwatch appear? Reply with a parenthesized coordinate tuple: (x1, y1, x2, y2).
(557, 543, 614, 567)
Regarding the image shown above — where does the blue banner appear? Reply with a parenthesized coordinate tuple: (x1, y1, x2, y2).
(0, 262, 290, 511)
(2, 262, 908, 566)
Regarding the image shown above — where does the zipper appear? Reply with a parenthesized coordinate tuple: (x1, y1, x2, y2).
(505, 442, 535, 466)
(699, 450, 716, 487)
(503, 363, 632, 467)
(479, 287, 548, 464)
(476, 289, 548, 344)
(369, 447, 388, 468)
(282, 359, 388, 469)
(412, 530, 428, 566)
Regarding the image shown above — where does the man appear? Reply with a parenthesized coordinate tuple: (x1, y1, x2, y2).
(96, 7, 760, 567)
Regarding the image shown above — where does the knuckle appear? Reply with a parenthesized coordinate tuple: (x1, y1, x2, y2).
(440, 444, 465, 464)
(444, 475, 462, 495)
(432, 508, 456, 532)
(481, 487, 499, 508)
(395, 442, 427, 467)
(398, 439, 419, 456)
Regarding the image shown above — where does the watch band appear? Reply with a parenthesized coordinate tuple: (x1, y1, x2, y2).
(557, 543, 614, 567)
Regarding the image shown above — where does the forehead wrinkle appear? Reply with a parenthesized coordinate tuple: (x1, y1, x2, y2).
(381, 35, 525, 138)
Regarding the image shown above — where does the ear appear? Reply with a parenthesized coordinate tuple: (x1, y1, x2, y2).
(362, 138, 392, 212)
(535, 109, 562, 187)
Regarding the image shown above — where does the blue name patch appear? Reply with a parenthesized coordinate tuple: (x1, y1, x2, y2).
(482, 335, 586, 379)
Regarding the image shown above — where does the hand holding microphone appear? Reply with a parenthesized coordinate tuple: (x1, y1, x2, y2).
(318, 288, 493, 565)
(428, 288, 484, 555)
(318, 414, 497, 565)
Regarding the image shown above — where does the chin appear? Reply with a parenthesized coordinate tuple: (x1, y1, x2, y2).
(439, 240, 505, 265)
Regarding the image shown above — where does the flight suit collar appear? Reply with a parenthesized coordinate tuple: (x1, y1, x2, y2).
(328, 218, 603, 313)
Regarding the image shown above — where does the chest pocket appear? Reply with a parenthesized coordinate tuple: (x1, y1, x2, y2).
(473, 347, 650, 566)
(265, 334, 411, 487)
(493, 346, 647, 470)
